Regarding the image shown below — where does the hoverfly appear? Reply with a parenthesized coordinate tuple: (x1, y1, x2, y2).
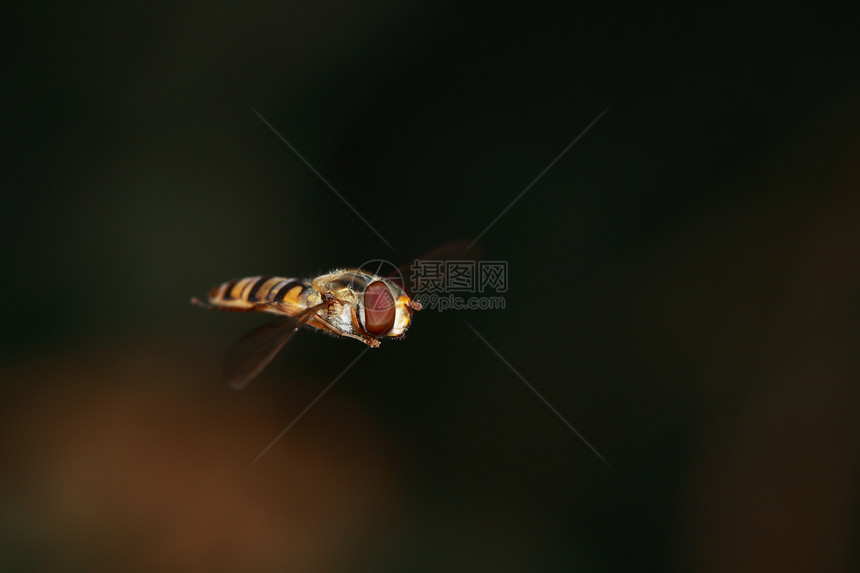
(192, 241, 479, 389)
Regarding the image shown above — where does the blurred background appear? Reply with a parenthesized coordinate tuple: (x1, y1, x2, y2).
(2, 2, 859, 571)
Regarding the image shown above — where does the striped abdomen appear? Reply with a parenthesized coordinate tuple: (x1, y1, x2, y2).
(208, 276, 310, 313)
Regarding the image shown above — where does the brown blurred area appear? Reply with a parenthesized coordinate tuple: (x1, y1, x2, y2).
(1, 343, 401, 571)
(2, 2, 859, 571)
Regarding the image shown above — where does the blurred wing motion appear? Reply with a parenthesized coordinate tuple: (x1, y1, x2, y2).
(410, 240, 483, 264)
(223, 303, 327, 390)
(362, 240, 483, 296)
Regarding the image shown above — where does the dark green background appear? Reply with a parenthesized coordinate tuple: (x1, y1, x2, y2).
(3, 2, 858, 571)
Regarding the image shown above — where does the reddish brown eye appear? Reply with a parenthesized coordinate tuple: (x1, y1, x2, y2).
(364, 281, 396, 336)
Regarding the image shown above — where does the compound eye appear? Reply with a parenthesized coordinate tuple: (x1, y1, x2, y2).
(364, 281, 396, 336)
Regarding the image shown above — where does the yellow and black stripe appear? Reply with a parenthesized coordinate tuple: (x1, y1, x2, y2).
(208, 276, 309, 311)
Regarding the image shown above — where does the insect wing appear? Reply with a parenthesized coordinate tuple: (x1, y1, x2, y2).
(394, 240, 484, 296)
(224, 302, 327, 390)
